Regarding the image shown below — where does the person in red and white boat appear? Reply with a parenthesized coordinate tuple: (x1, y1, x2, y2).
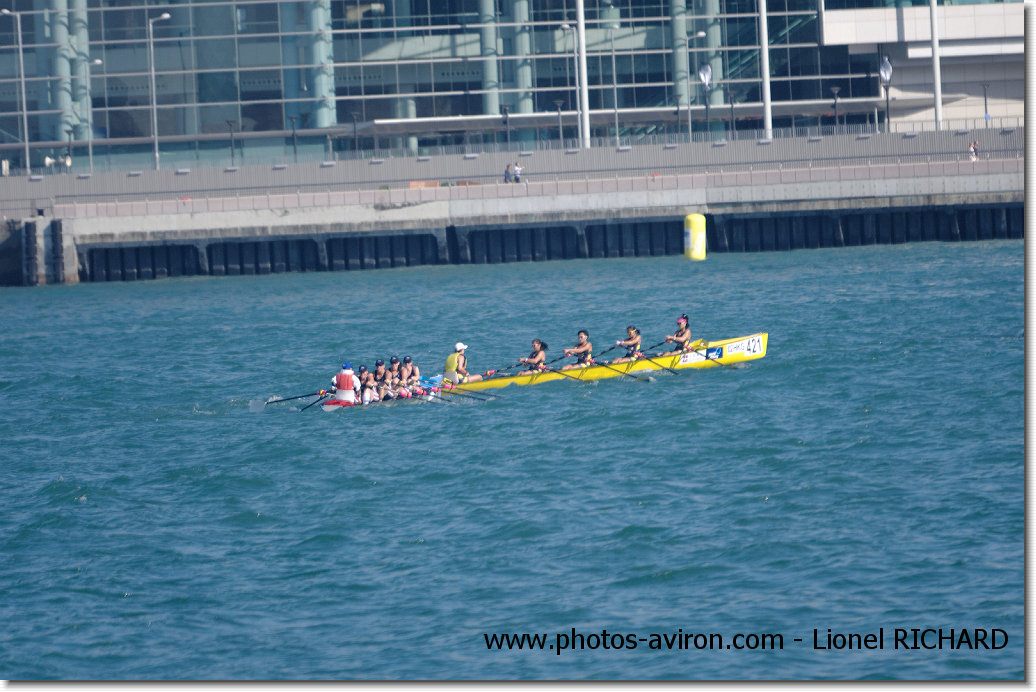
(330, 362, 361, 405)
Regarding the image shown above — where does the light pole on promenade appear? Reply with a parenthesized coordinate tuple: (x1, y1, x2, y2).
(608, 23, 620, 147)
(86, 58, 102, 173)
(879, 57, 893, 134)
(2, 9, 30, 172)
(147, 12, 171, 170)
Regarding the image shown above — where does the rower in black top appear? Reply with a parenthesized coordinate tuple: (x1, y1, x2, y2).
(611, 326, 642, 364)
(518, 339, 549, 375)
(561, 330, 593, 370)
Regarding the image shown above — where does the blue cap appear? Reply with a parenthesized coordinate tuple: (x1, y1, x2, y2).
(342, 362, 351, 370)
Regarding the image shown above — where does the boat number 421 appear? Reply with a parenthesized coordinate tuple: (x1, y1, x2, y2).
(727, 336, 764, 356)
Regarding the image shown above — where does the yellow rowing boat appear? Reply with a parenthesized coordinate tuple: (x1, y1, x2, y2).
(444, 333, 768, 392)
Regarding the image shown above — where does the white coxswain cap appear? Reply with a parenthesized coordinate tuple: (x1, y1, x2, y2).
(455, 342, 468, 351)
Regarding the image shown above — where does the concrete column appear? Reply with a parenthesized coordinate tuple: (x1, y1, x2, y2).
(308, 0, 337, 128)
(51, 0, 77, 142)
(928, 0, 943, 129)
(71, 0, 90, 139)
(513, 0, 533, 114)
(671, 0, 689, 117)
(393, 91, 417, 153)
(281, 2, 302, 125)
(479, 0, 500, 116)
(704, 0, 725, 122)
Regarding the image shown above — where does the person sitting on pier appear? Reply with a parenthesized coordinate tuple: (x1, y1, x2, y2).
(518, 339, 549, 375)
(444, 342, 483, 384)
(561, 330, 593, 370)
(610, 326, 643, 363)
(330, 362, 361, 405)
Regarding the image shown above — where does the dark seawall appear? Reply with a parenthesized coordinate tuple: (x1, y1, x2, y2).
(7, 203, 1023, 286)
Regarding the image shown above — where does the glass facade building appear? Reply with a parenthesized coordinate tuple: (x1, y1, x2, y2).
(0, 0, 1022, 170)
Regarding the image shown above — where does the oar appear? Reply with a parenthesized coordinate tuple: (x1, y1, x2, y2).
(437, 379, 502, 398)
(415, 390, 454, 404)
(636, 353, 681, 376)
(419, 379, 493, 401)
(485, 360, 525, 376)
(300, 394, 330, 411)
(437, 381, 497, 400)
(266, 390, 326, 406)
(539, 365, 591, 383)
(587, 358, 653, 382)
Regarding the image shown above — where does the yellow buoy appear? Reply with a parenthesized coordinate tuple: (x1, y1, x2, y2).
(684, 213, 707, 260)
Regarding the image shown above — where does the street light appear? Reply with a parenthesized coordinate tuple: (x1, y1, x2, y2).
(982, 82, 989, 128)
(553, 99, 564, 144)
(65, 129, 74, 169)
(147, 12, 171, 170)
(86, 58, 102, 173)
(608, 23, 620, 147)
(830, 85, 841, 132)
(698, 63, 712, 137)
(728, 88, 736, 139)
(2, 9, 29, 172)
(879, 57, 893, 134)
(561, 23, 581, 145)
(685, 30, 705, 139)
(289, 115, 298, 162)
(226, 120, 236, 165)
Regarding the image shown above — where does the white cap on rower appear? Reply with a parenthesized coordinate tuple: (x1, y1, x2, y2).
(455, 342, 468, 351)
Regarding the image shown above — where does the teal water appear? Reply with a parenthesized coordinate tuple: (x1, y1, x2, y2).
(0, 240, 1023, 680)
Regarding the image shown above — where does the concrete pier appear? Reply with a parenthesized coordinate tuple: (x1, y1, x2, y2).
(25, 202, 1013, 285)
(0, 131, 1024, 286)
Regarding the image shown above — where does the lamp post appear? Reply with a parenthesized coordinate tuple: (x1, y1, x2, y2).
(685, 30, 705, 139)
(65, 129, 74, 169)
(608, 23, 619, 147)
(226, 120, 236, 165)
(501, 104, 510, 145)
(698, 63, 712, 137)
(1, 9, 29, 172)
(147, 12, 171, 170)
(728, 89, 736, 139)
(982, 82, 989, 128)
(879, 57, 893, 134)
(86, 58, 102, 173)
(561, 23, 581, 145)
(830, 85, 840, 133)
(553, 99, 564, 144)
(289, 115, 298, 162)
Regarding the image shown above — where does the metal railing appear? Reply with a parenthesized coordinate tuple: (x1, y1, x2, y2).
(0, 116, 1023, 179)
